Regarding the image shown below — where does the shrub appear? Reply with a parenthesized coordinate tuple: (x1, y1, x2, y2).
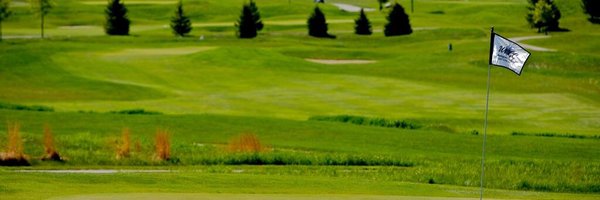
(309, 115, 420, 130)
(0, 122, 30, 166)
(0, 102, 54, 112)
(154, 129, 171, 161)
(428, 178, 436, 184)
(109, 109, 161, 115)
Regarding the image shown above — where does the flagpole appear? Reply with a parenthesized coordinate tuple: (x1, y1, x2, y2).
(480, 26, 494, 200)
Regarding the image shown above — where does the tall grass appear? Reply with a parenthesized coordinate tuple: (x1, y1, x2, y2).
(116, 128, 131, 159)
(0, 122, 30, 166)
(227, 133, 266, 153)
(154, 129, 171, 161)
(41, 124, 62, 161)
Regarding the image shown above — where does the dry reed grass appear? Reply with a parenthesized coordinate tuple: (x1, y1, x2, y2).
(134, 140, 142, 153)
(0, 122, 30, 166)
(41, 124, 62, 161)
(116, 128, 131, 159)
(154, 129, 170, 161)
(228, 133, 266, 153)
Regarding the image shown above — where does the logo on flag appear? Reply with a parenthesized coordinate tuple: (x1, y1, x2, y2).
(489, 33, 531, 75)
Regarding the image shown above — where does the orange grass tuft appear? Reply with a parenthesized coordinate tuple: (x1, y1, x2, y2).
(154, 129, 170, 161)
(41, 124, 62, 161)
(7, 122, 25, 159)
(1, 122, 30, 166)
(116, 128, 131, 159)
(228, 133, 265, 153)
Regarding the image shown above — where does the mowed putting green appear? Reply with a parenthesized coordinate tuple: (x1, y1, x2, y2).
(0, 0, 599, 199)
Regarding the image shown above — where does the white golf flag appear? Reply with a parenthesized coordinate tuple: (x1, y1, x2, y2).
(490, 33, 531, 75)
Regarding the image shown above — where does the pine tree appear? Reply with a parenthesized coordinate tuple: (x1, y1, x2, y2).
(582, 0, 600, 24)
(307, 6, 334, 38)
(0, 0, 12, 42)
(236, 3, 257, 38)
(171, 0, 192, 37)
(105, 0, 130, 35)
(355, 9, 372, 35)
(249, 0, 263, 31)
(384, 3, 412, 37)
(31, 0, 52, 39)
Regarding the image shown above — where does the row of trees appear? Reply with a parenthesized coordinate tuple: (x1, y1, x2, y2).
(241, 2, 412, 39)
(309, 3, 412, 38)
(1, 0, 599, 41)
(106, 0, 192, 37)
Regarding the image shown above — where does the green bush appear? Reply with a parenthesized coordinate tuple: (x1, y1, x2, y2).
(109, 109, 162, 115)
(0, 102, 54, 112)
(309, 115, 420, 130)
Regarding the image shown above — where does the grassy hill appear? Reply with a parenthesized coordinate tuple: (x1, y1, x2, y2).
(0, 0, 599, 199)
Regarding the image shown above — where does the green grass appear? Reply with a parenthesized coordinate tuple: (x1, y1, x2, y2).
(0, 0, 599, 199)
(2, 167, 599, 200)
(0, 110, 598, 195)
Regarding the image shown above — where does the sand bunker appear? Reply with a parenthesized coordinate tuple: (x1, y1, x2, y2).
(305, 59, 376, 65)
(104, 46, 216, 57)
(332, 3, 376, 12)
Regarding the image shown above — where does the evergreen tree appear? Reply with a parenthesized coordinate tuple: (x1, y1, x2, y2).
(249, 0, 263, 31)
(527, 0, 561, 32)
(354, 9, 372, 35)
(105, 0, 130, 35)
(307, 6, 334, 38)
(582, 0, 600, 24)
(30, 0, 52, 38)
(236, 3, 257, 38)
(171, 0, 192, 37)
(0, 0, 11, 42)
(384, 3, 412, 37)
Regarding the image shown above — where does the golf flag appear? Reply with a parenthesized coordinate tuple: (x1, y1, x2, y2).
(489, 33, 531, 75)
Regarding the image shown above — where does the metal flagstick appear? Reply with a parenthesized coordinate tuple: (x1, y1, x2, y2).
(480, 27, 494, 200)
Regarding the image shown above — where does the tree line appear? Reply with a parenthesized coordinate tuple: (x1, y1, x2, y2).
(0, 0, 599, 41)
